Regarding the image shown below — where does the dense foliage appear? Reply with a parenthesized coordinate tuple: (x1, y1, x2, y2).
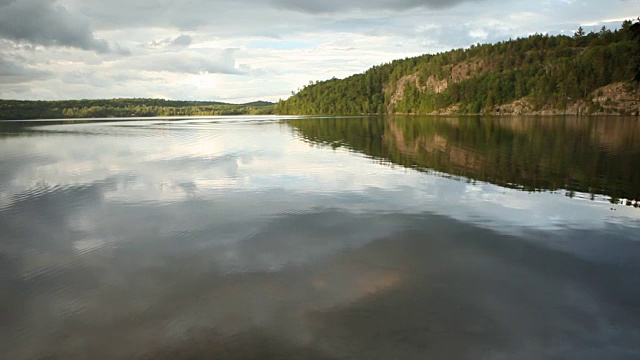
(276, 19, 640, 115)
(288, 116, 640, 204)
(0, 98, 274, 120)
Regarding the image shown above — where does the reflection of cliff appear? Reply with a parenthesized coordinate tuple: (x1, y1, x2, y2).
(448, 116, 640, 153)
(288, 116, 640, 204)
(385, 120, 485, 174)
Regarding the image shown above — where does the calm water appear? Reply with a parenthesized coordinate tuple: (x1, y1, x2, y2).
(1, 115, 639, 359)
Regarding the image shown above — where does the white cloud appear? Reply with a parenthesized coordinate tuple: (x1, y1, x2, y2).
(119, 49, 242, 75)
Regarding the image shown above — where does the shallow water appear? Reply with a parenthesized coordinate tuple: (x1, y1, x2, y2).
(1, 115, 639, 359)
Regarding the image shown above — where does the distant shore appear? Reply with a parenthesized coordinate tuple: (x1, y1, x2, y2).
(0, 98, 275, 120)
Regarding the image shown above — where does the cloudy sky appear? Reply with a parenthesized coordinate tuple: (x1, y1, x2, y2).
(0, 0, 638, 103)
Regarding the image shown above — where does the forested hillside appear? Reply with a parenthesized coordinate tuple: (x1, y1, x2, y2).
(276, 19, 640, 116)
(0, 98, 274, 120)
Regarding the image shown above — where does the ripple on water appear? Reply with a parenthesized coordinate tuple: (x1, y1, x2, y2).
(0, 184, 61, 213)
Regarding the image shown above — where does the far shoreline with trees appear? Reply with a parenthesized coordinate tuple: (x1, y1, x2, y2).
(0, 99, 274, 120)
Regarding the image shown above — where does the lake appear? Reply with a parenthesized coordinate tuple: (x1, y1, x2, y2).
(1, 115, 639, 359)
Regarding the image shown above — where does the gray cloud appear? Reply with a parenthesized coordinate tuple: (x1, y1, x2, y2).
(123, 49, 241, 75)
(148, 34, 192, 49)
(0, 55, 51, 83)
(66, 0, 481, 31)
(61, 70, 112, 87)
(171, 34, 192, 47)
(0, 0, 111, 53)
(113, 43, 132, 56)
(270, 0, 478, 13)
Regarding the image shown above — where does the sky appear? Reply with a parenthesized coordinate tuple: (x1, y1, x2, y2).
(0, 0, 639, 103)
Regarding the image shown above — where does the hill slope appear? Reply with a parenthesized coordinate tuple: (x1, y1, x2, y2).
(275, 19, 640, 116)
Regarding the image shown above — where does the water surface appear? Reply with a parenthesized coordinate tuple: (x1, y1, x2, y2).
(1, 115, 639, 359)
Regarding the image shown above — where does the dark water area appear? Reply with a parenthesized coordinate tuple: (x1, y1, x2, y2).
(1, 116, 639, 359)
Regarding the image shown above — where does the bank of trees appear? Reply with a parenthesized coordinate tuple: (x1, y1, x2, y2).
(0, 98, 274, 120)
(276, 19, 640, 115)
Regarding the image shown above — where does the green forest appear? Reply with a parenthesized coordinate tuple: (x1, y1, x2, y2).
(276, 19, 640, 115)
(0, 98, 274, 120)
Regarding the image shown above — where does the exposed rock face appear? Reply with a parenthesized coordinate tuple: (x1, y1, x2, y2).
(492, 83, 640, 116)
(410, 82, 640, 116)
(425, 76, 448, 94)
(387, 73, 422, 113)
(491, 99, 588, 116)
(387, 58, 492, 114)
(590, 83, 640, 115)
(427, 104, 460, 115)
(493, 99, 537, 115)
(451, 58, 488, 83)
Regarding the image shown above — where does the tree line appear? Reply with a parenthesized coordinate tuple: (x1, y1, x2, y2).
(0, 98, 274, 120)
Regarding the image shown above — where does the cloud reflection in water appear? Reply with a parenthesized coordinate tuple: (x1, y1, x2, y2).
(0, 117, 639, 359)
